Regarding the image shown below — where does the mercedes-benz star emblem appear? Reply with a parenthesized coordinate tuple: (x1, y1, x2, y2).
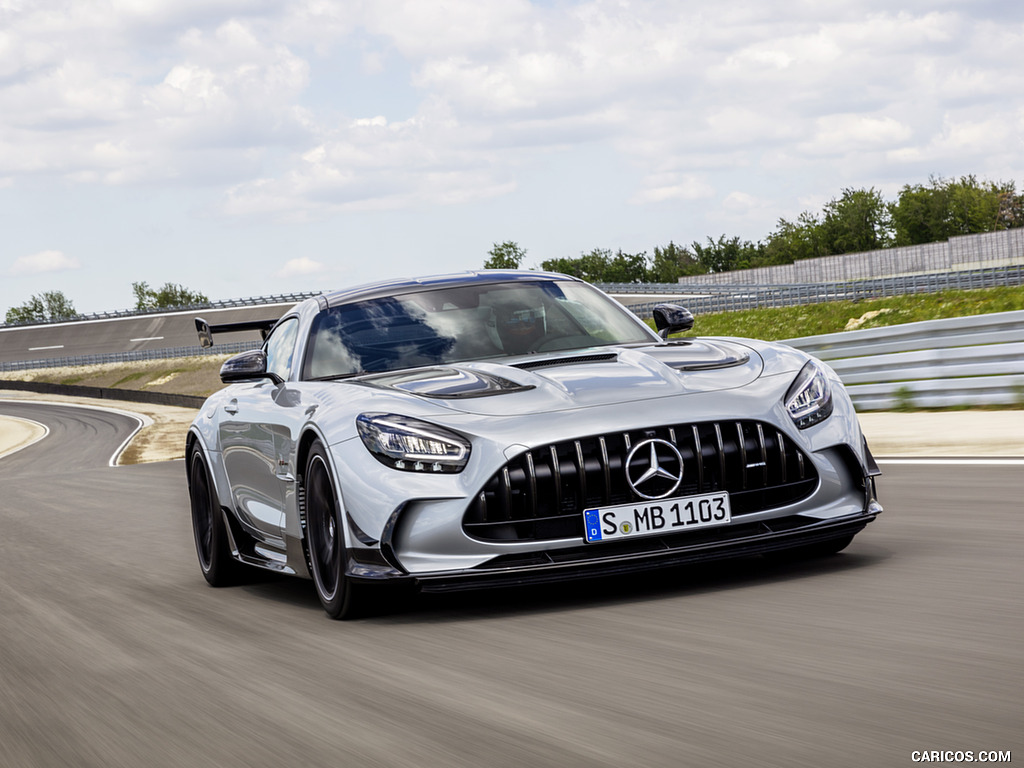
(625, 439, 684, 500)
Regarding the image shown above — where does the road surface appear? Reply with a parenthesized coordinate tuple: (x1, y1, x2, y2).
(0, 401, 1019, 768)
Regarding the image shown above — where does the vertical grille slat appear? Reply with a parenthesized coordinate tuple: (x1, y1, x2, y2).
(549, 445, 562, 511)
(598, 436, 612, 503)
(755, 423, 768, 487)
(692, 425, 704, 492)
(524, 451, 538, 518)
(714, 423, 727, 489)
(500, 468, 512, 521)
(776, 430, 787, 483)
(736, 422, 747, 490)
(574, 440, 587, 506)
(465, 420, 818, 542)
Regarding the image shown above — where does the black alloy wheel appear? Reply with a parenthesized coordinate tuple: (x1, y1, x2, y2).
(304, 440, 365, 619)
(188, 446, 241, 586)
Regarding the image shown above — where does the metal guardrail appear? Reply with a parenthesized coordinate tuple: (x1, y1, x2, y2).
(615, 265, 1024, 315)
(0, 341, 260, 372)
(783, 311, 1024, 411)
(0, 293, 318, 329)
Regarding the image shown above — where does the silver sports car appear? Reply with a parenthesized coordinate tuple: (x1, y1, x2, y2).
(187, 271, 882, 618)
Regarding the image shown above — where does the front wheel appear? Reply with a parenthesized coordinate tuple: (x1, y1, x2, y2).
(188, 445, 242, 586)
(304, 441, 367, 620)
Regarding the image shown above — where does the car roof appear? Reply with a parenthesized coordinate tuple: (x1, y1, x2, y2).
(320, 270, 582, 308)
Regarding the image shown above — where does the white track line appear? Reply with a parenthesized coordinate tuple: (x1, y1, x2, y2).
(0, 398, 152, 467)
(0, 416, 50, 460)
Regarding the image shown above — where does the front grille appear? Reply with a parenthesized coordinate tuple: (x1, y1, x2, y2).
(463, 420, 819, 542)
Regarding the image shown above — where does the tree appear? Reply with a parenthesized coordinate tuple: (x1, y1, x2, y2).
(691, 235, 763, 274)
(762, 212, 826, 265)
(539, 256, 585, 279)
(889, 176, 1022, 246)
(484, 241, 527, 269)
(541, 248, 652, 282)
(889, 181, 949, 246)
(996, 184, 1024, 230)
(541, 248, 611, 281)
(5, 290, 77, 324)
(818, 187, 892, 255)
(603, 250, 649, 283)
(945, 175, 1010, 236)
(650, 242, 703, 282)
(132, 282, 209, 310)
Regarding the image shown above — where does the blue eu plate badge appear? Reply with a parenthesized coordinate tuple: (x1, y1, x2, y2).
(584, 509, 603, 542)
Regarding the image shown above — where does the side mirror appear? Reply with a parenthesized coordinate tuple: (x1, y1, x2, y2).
(195, 318, 214, 348)
(220, 349, 280, 384)
(652, 304, 694, 339)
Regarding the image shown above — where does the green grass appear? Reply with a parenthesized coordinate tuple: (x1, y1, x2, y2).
(662, 285, 1024, 340)
(112, 371, 147, 387)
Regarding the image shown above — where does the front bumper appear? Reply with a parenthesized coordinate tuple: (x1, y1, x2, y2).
(351, 504, 880, 593)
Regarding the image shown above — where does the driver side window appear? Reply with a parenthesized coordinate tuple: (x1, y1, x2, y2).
(265, 318, 299, 381)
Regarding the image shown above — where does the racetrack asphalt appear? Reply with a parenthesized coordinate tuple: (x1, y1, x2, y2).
(0, 398, 1019, 768)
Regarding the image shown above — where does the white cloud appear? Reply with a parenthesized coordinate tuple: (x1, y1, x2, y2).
(220, 103, 517, 219)
(0, 8, 313, 186)
(802, 115, 913, 155)
(887, 113, 1022, 174)
(0, 0, 1022, 300)
(10, 250, 80, 276)
(275, 256, 326, 277)
(631, 174, 715, 205)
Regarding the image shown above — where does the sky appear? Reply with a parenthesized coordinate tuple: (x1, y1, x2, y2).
(2, 0, 1023, 316)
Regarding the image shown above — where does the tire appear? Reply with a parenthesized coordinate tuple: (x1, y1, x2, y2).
(304, 440, 366, 620)
(188, 445, 242, 586)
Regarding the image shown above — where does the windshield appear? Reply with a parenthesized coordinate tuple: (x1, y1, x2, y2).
(302, 280, 655, 379)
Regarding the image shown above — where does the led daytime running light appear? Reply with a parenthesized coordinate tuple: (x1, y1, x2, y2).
(357, 413, 470, 473)
(785, 360, 834, 429)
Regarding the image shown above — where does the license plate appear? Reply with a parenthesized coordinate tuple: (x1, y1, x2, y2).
(583, 492, 731, 543)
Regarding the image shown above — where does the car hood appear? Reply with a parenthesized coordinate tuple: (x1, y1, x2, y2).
(352, 339, 766, 416)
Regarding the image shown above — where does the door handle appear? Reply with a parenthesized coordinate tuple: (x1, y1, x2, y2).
(224, 400, 239, 415)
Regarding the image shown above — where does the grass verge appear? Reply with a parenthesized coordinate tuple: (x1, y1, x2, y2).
(671, 285, 1024, 341)
(1, 355, 232, 398)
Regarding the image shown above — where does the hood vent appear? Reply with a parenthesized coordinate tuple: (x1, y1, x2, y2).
(513, 353, 618, 371)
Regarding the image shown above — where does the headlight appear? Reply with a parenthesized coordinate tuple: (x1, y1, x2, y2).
(784, 360, 834, 429)
(356, 413, 471, 473)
